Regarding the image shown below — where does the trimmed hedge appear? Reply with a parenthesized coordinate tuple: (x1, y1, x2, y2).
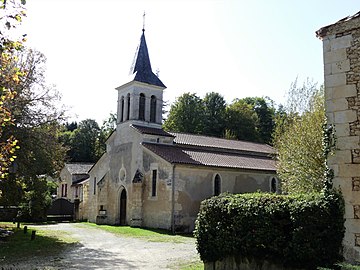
(194, 191, 345, 269)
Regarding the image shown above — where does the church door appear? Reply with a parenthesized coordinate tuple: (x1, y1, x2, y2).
(120, 189, 127, 225)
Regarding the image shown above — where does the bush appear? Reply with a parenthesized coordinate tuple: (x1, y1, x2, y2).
(194, 191, 345, 269)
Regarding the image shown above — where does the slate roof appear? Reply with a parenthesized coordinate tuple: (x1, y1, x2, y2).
(131, 124, 174, 137)
(130, 30, 166, 88)
(171, 133, 275, 155)
(65, 163, 94, 175)
(142, 143, 276, 172)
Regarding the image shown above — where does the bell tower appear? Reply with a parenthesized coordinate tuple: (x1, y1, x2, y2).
(116, 25, 166, 129)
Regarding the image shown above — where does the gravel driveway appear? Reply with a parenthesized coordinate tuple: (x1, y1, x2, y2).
(1, 223, 200, 270)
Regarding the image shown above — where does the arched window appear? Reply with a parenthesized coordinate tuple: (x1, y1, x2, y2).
(214, 174, 221, 196)
(270, 177, 278, 193)
(126, 93, 130, 120)
(139, 93, 145, 121)
(150, 95, 157, 123)
(120, 96, 124, 122)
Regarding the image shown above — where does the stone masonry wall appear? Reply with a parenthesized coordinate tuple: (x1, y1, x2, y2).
(319, 15, 360, 262)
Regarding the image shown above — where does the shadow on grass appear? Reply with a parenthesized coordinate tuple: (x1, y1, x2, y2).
(0, 226, 76, 264)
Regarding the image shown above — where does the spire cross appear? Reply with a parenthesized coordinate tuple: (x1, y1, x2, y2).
(142, 11, 146, 32)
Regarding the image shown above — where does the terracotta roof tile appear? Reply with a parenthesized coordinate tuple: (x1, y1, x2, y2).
(131, 124, 175, 137)
(143, 143, 276, 172)
(171, 133, 275, 155)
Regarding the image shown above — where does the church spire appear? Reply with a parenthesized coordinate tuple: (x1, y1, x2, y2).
(129, 19, 166, 88)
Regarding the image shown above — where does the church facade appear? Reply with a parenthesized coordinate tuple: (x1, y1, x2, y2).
(87, 29, 277, 232)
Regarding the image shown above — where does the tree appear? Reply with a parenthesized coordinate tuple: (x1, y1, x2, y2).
(242, 97, 275, 144)
(225, 99, 260, 141)
(0, 0, 26, 178)
(96, 113, 116, 158)
(163, 92, 205, 134)
(202, 92, 226, 137)
(71, 119, 100, 162)
(273, 80, 325, 194)
(1, 45, 67, 221)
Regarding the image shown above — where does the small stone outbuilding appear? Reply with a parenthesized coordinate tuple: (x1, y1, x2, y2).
(87, 28, 277, 232)
(57, 163, 93, 220)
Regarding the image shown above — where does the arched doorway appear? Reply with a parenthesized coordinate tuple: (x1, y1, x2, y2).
(119, 189, 127, 225)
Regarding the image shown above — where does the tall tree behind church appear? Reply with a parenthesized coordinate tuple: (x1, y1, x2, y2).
(242, 97, 275, 144)
(203, 92, 227, 137)
(60, 115, 116, 162)
(164, 92, 275, 143)
(163, 93, 205, 134)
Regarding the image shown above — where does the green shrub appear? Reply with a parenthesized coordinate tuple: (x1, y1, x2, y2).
(194, 191, 345, 269)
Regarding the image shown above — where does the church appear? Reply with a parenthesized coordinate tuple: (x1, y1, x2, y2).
(87, 27, 277, 232)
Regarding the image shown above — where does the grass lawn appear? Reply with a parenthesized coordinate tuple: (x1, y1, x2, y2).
(79, 222, 194, 243)
(169, 259, 203, 270)
(320, 264, 360, 270)
(0, 222, 77, 264)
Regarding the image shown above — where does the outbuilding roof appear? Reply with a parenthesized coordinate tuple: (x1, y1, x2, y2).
(65, 163, 94, 175)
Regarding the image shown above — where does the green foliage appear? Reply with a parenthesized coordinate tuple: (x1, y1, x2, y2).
(163, 92, 205, 134)
(225, 99, 260, 141)
(59, 114, 116, 162)
(18, 176, 55, 222)
(0, 0, 26, 178)
(242, 96, 275, 144)
(202, 92, 226, 137)
(164, 92, 276, 143)
(194, 192, 345, 269)
(274, 80, 326, 194)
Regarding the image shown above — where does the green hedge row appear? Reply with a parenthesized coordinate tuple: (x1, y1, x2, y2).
(194, 191, 345, 269)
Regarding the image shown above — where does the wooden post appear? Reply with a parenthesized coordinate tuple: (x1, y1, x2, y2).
(17, 222, 20, 229)
(23, 226, 27, 234)
(31, 230, 36, 240)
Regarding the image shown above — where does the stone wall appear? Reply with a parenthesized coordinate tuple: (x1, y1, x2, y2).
(317, 14, 360, 262)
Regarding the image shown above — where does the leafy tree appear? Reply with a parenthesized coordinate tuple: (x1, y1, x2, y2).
(0, 0, 26, 178)
(1, 45, 67, 220)
(71, 119, 100, 162)
(96, 113, 116, 158)
(242, 97, 275, 144)
(203, 92, 226, 137)
(65, 121, 77, 132)
(225, 99, 260, 141)
(274, 80, 325, 194)
(163, 92, 205, 134)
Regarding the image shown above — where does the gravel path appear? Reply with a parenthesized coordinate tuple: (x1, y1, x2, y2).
(1, 223, 200, 270)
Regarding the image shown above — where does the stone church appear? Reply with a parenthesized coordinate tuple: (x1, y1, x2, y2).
(87, 28, 277, 232)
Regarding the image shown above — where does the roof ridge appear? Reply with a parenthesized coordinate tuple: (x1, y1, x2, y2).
(170, 131, 273, 147)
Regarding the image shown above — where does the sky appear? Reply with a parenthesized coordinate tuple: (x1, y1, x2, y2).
(20, 0, 360, 124)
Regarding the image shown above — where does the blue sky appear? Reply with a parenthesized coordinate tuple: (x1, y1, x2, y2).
(22, 0, 359, 124)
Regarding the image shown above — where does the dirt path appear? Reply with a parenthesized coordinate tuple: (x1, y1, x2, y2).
(1, 223, 200, 270)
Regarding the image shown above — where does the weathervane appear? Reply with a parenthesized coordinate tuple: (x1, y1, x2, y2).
(142, 11, 146, 32)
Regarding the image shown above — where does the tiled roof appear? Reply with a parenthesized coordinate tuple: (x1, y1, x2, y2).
(171, 133, 275, 155)
(130, 30, 166, 88)
(65, 163, 94, 175)
(131, 124, 174, 137)
(142, 143, 276, 172)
